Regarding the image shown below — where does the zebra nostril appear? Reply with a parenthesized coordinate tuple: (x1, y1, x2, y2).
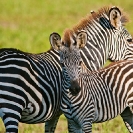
(75, 87, 81, 96)
(69, 80, 81, 96)
(76, 87, 81, 93)
(70, 87, 80, 96)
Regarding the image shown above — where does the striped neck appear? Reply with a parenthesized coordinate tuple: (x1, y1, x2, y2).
(62, 6, 132, 71)
(123, 43, 133, 60)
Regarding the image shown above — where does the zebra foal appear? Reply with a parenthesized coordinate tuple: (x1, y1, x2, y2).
(51, 31, 133, 133)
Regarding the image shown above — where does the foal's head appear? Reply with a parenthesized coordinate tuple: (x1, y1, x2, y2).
(50, 30, 87, 95)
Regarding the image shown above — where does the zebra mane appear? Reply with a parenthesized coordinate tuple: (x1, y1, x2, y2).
(73, 6, 129, 33)
(62, 28, 74, 47)
(63, 6, 129, 43)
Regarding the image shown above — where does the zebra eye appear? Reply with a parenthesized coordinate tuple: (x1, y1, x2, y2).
(127, 38, 133, 43)
(60, 62, 65, 67)
(73, 41, 77, 46)
(79, 60, 82, 66)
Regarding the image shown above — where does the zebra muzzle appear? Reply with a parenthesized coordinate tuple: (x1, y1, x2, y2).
(69, 80, 81, 96)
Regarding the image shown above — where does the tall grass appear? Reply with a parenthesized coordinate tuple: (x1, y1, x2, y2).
(0, 0, 133, 132)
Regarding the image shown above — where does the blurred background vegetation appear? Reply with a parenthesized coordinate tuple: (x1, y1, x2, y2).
(0, 0, 133, 132)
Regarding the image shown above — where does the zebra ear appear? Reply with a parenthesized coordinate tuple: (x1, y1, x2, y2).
(49, 32, 62, 50)
(76, 31, 87, 48)
(109, 6, 121, 29)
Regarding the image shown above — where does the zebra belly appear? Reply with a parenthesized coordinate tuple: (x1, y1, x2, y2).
(93, 93, 126, 123)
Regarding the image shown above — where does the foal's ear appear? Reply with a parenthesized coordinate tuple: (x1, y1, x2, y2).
(109, 6, 121, 29)
(49, 32, 62, 50)
(76, 31, 87, 48)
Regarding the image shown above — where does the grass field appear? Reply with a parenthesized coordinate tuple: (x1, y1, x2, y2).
(0, 0, 133, 132)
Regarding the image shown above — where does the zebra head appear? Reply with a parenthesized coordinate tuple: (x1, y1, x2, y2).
(70, 6, 133, 70)
(107, 6, 133, 61)
(50, 31, 87, 95)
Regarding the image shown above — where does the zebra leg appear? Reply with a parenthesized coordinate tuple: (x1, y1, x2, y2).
(67, 118, 92, 133)
(121, 107, 133, 133)
(67, 121, 83, 133)
(3, 117, 19, 133)
(0, 104, 22, 133)
(45, 111, 62, 133)
(1, 112, 20, 132)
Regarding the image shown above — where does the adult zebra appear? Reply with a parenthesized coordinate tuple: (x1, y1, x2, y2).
(0, 6, 132, 133)
(51, 31, 133, 133)
(0, 47, 63, 133)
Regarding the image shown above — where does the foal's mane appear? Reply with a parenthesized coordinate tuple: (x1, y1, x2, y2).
(63, 6, 129, 46)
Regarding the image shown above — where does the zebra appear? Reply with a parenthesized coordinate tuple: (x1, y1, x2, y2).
(0, 6, 132, 132)
(50, 31, 133, 132)
(0, 47, 63, 133)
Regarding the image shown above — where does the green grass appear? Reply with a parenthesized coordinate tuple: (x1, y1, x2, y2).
(0, 115, 128, 133)
(0, 0, 133, 132)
